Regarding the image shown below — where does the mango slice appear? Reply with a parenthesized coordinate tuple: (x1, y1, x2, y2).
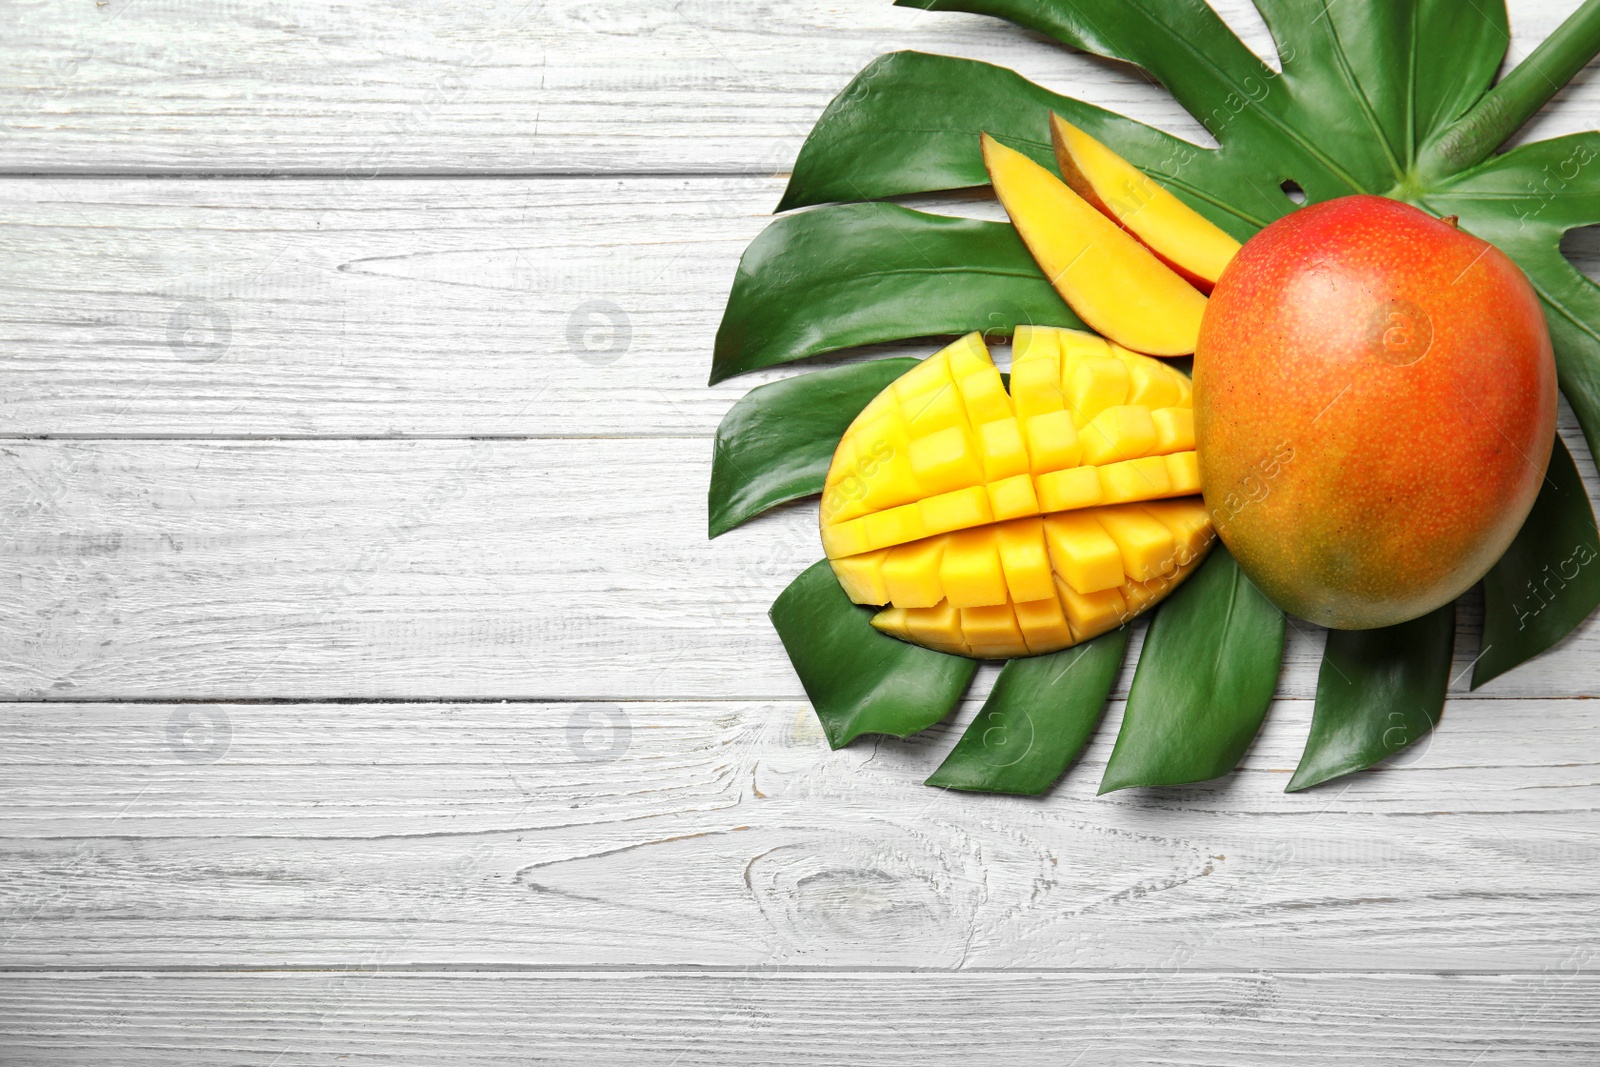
(1049, 114, 1242, 292)
(981, 134, 1208, 357)
(826, 330, 1215, 658)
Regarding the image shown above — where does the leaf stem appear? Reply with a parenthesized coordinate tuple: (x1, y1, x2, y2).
(1414, 0, 1600, 183)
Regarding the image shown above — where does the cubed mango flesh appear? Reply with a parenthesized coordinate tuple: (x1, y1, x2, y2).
(1023, 410, 1081, 474)
(994, 519, 1056, 603)
(1080, 405, 1158, 466)
(986, 474, 1041, 522)
(884, 537, 947, 608)
(1013, 596, 1074, 655)
(831, 548, 891, 605)
(1010, 358, 1066, 418)
(1065, 357, 1130, 426)
(824, 331, 1214, 656)
(1044, 512, 1125, 595)
(940, 529, 1009, 608)
(1095, 504, 1177, 583)
(910, 425, 985, 497)
(978, 418, 1031, 481)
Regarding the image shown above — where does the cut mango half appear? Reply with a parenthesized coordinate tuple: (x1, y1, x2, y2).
(982, 133, 1209, 357)
(823, 330, 1215, 658)
(1050, 114, 1241, 294)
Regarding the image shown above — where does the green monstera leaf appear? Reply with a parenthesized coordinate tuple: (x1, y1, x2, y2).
(709, 360, 920, 537)
(712, 0, 1600, 794)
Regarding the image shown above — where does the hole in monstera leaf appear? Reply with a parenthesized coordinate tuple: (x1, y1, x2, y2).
(1281, 180, 1307, 205)
(1561, 225, 1600, 283)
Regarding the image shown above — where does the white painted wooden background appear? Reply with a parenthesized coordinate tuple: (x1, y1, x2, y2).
(2, 0, 1600, 1063)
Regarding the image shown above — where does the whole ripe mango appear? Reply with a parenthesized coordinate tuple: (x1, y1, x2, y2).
(1194, 195, 1557, 629)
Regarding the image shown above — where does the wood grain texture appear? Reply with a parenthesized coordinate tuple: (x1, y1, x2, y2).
(0, 0, 1191, 173)
(0, 180, 1596, 438)
(1, 696, 1598, 970)
(5, 438, 1600, 700)
(0, 176, 791, 437)
(3, 972, 1600, 1065)
(0, 0, 1593, 174)
(4, 0, 1600, 1053)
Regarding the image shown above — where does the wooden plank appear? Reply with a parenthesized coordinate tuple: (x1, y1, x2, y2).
(0, 176, 779, 438)
(0, 0, 1194, 173)
(1, 179, 1595, 438)
(1, 696, 1598, 969)
(0, 0, 1593, 174)
(5, 439, 1600, 701)
(1, 972, 1598, 1065)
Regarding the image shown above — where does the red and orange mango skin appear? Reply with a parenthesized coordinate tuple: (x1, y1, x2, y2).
(1194, 195, 1557, 629)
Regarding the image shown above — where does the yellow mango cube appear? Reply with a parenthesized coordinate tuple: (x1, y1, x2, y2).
(1035, 465, 1103, 513)
(1014, 596, 1074, 655)
(820, 478, 864, 526)
(825, 407, 907, 487)
(959, 603, 1029, 659)
(1043, 512, 1125, 594)
(1165, 451, 1202, 495)
(847, 391, 896, 444)
(945, 332, 993, 379)
(1080, 405, 1159, 466)
(987, 474, 1042, 521)
(909, 425, 985, 496)
(1141, 500, 1215, 569)
(977, 418, 1030, 481)
(1023, 410, 1083, 474)
(883, 537, 947, 609)
(873, 601, 967, 655)
(919, 485, 993, 536)
(1123, 360, 1184, 409)
(870, 605, 911, 642)
(862, 501, 928, 552)
(830, 548, 891, 605)
(857, 452, 924, 514)
(891, 350, 953, 402)
(1098, 455, 1172, 504)
(1151, 407, 1195, 453)
(1059, 329, 1114, 363)
(902, 383, 966, 435)
(1064, 355, 1129, 424)
(1012, 325, 1061, 366)
(1096, 504, 1177, 582)
(1143, 498, 1213, 540)
(906, 601, 968, 652)
(1010, 358, 1066, 418)
(994, 519, 1056, 603)
(1057, 577, 1129, 642)
(959, 371, 1014, 424)
(939, 529, 1009, 607)
(821, 516, 869, 559)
